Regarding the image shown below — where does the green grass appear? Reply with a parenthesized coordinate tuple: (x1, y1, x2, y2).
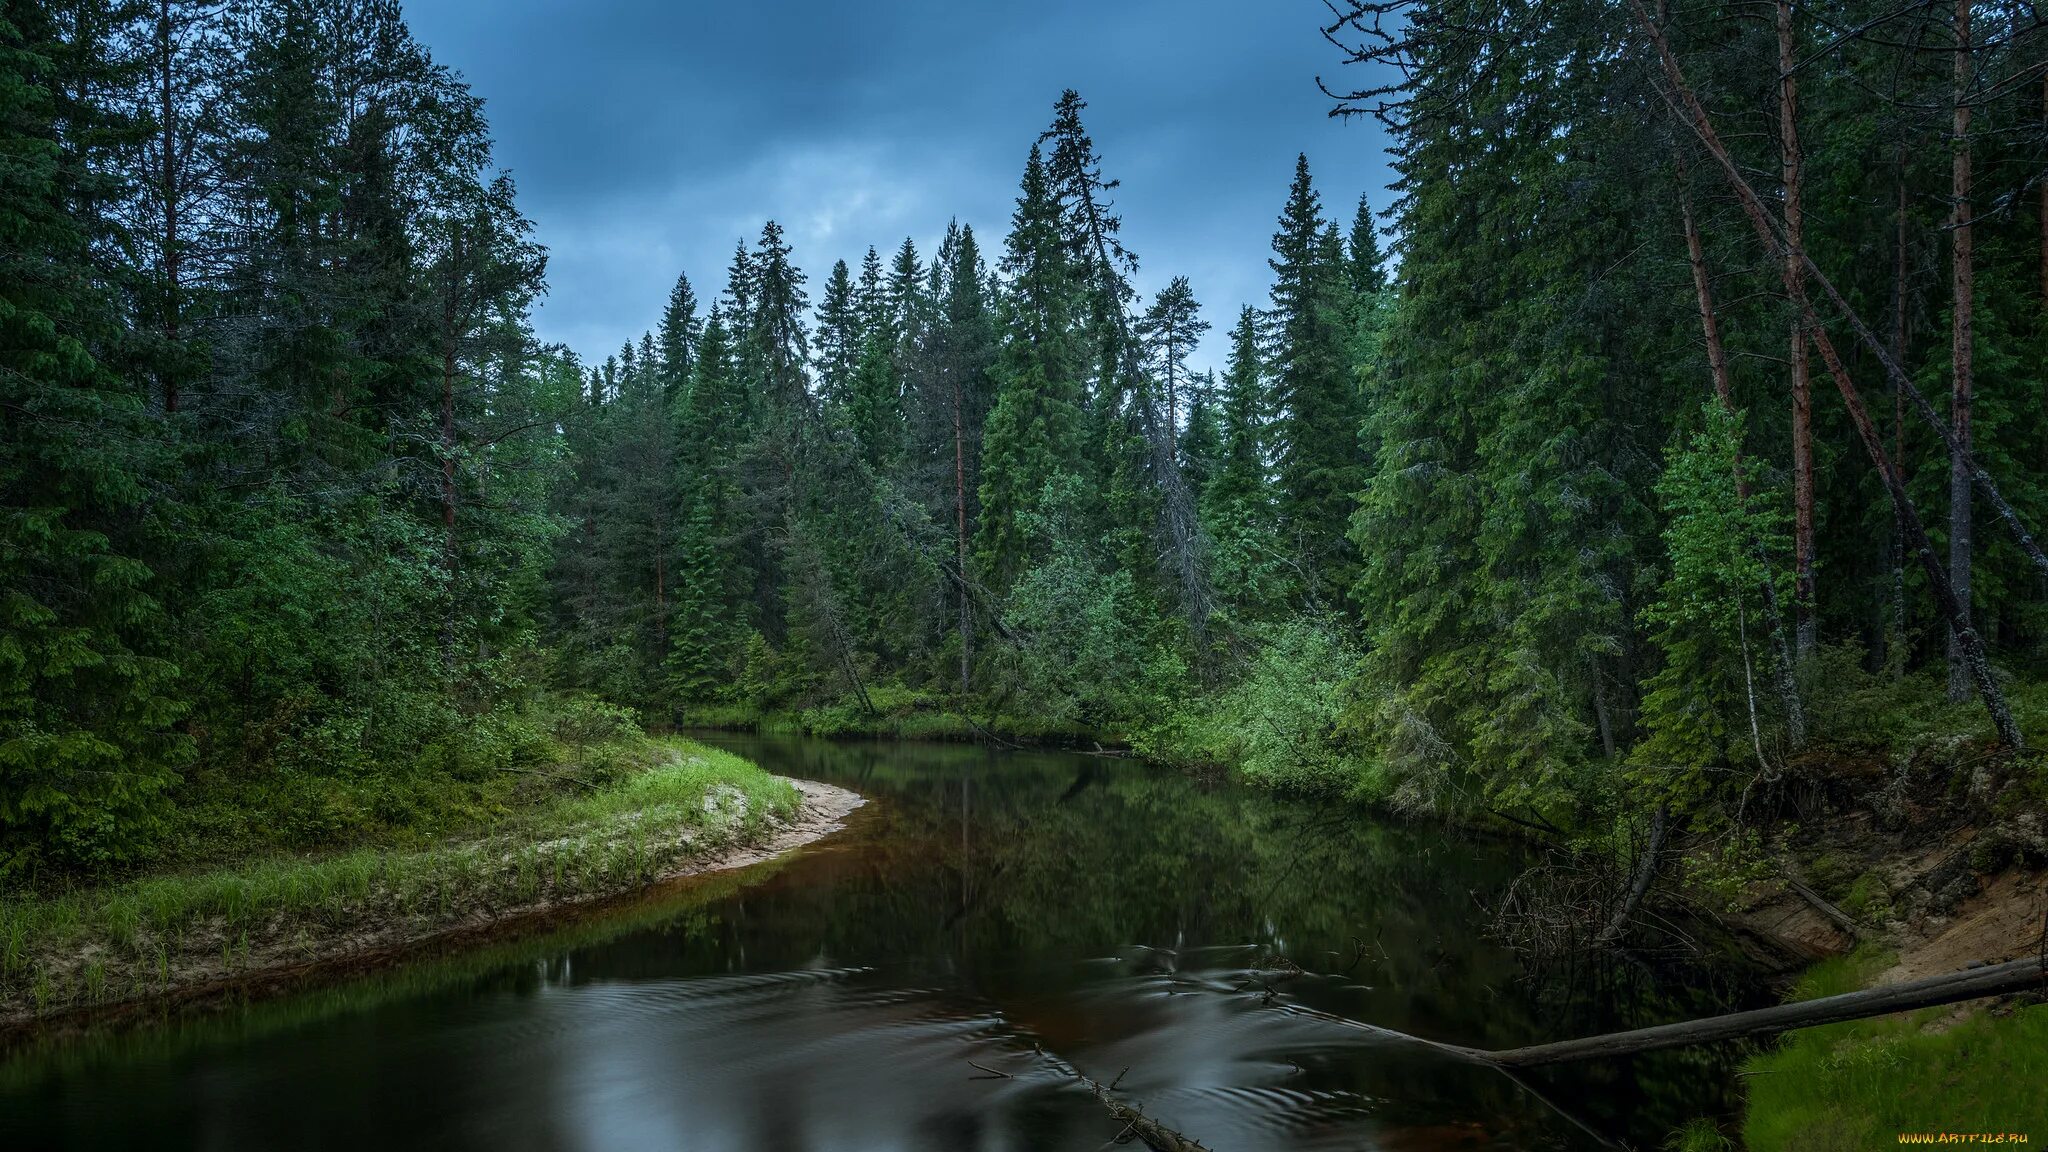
(1742, 947, 2048, 1149)
(0, 738, 798, 1018)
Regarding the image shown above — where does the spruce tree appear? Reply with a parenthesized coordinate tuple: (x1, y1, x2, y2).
(657, 271, 699, 397)
(1, 0, 189, 871)
(978, 143, 1087, 587)
(1267, 154, 1362, 601)
(1347, 192, 1387, 297)
(815, 258, 859, 410)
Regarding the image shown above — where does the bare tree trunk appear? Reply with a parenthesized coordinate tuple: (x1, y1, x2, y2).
(154, 0, 183, 414)
(1629, 0, 2023, 748)
(953, 380, 972, 693)
(440, 229, 465, 669)
(1780, 0, 1817, 659)
(1679, 168, 1806, 747)
(1892, 162, 1912, 664)
(1596, 803, 1669, 946)
(2041, 74, 2047, 307)
(1949, 0, 1976, 703)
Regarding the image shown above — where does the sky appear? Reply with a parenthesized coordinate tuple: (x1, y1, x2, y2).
(399, 0, 1396, 376)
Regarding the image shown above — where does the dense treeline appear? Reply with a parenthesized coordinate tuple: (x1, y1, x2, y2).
(3, 0, 575, 876)
(1320, 0, 2048, 818)
(545, 95, 1393, 758)
(9, 0, 2048, 883)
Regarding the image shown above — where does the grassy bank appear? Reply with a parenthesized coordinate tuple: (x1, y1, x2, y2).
(1, 736, 799, 1025)
(1738, 948, 2048, 1148)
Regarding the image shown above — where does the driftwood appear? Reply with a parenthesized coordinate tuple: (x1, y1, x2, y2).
(1076, 1070, 1214, 1152)
(1459, 956, 2047, 1068)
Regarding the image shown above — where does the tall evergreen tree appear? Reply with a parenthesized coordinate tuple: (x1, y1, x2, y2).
(657, 271, 699, 397)
(1268, 154, 1362, 602)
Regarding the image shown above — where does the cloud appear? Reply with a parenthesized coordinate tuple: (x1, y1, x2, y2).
(402, 0, 1398, 373)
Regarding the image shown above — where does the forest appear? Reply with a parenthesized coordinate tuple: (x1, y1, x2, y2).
(10, 0, 2048, 871)
(5, 0, 2048, 1138)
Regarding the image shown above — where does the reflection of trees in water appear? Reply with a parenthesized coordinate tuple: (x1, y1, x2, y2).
(703, 735, 1764, 1143)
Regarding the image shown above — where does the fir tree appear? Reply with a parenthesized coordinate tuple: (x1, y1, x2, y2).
(815, 258, 859, 410)
(1347, 192, 1387, 297)
(978, 143, 1087, 587)
(1267, 154, 1362, 601)
(1, 0, 190, 871)
(657, 271, 699, 396)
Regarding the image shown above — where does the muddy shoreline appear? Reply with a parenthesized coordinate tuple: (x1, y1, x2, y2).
(2, 778, 863, 1050)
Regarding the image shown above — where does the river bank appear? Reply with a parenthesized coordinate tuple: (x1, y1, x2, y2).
(1713, 744, 2048, 1147)
(0, 738, 861, 1037)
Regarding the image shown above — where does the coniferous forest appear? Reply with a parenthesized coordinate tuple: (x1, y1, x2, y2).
(7, 0, 2048, 1140)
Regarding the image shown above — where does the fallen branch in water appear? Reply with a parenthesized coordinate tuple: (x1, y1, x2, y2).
(1074, 1068, 1213, 1152)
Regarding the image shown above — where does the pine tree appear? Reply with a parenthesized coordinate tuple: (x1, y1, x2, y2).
(1137, 275, 1209, 453)
(748, 220, 810, 425)
(1203, 307, 1284, 613)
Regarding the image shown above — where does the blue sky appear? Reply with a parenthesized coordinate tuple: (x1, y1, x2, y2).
(400, 0, 1396, 374)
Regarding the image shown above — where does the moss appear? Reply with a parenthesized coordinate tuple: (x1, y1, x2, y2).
(1837, 871, 1894, 922)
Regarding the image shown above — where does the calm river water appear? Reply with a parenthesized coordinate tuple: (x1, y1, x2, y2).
(0, 735, 1760, 1150)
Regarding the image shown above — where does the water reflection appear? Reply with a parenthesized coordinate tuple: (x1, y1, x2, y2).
(0, 735, 1758, 1150)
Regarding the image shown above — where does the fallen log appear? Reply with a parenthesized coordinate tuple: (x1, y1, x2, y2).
(1465, 956, 2047, 1068)
(1785, 876, 1864, 941)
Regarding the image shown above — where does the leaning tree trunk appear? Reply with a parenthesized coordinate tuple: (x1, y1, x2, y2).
(1627, 0, 2023, 749)
(1780, 0, 1818, 660)
(1949, 0, 1976, 703)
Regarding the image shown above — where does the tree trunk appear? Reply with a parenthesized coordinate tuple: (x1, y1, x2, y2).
(440, 229, 464, 668)
(1679, 167, 1806, 747)
(953, 380, 972, 693)
(1948, 0, 1975, 703)
(1780, 0, 1817, 659)
(1629, 0, 2023, 748)
(156, 0, 181, 414)
(1472, 956, 2047, 1068)
(1596, 802, 1669, 946)
(1892, 162, 1911, 664)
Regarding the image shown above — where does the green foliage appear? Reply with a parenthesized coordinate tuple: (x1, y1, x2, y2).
(0, 4, 188, 875)
(1634, 403, 1794, 794)
(1141, 618, 1369, 795)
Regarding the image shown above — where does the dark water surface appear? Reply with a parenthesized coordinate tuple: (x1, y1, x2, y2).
(1, 736, 1759, 1150)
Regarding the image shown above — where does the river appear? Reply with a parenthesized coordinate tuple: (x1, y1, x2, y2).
(0, 735, 1762, 1150)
